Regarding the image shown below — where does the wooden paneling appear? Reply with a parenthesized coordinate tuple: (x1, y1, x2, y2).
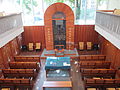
(0, 36, 21, 70)
(23, 26, 45, 49)
(10, 38, 19, 56)
(16, 34, 23, 52)
(44, 3, 74, 50)
(0, 49, 5, 69)
(99, 36, 120, 73)
(0, 49, 4, 77)
(74, 25, 99, 49)
(23, 25, 99, 50)
(1, 43, 14, 68)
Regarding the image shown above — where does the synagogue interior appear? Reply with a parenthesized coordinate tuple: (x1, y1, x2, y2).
(0, 0, 120, 90)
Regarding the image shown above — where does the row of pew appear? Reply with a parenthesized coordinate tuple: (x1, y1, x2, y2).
(78, 55, 120, 90)
(0, 55, 41, 90)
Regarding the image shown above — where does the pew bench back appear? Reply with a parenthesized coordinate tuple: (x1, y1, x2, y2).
(9, 62, 40, 72)
(14, 55, 41, 65)
(79, 55, 106, 61)
(79, 61, 111, 69)
(2, 69, 37, 78)
(0, 78, 33, 90)
(81, 69, 116, 79)
(84, 79, 120, 90)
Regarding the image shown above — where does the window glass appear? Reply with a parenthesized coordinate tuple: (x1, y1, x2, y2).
(15, 0, 109, 25)
(76, 0, 96, 25)
(97, 0, 109, 10)
(16, 0, 44, 25)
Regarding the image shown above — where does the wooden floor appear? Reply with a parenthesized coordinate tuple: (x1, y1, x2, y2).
(32, 59, 84, 90)
(19, 49, 99, 90)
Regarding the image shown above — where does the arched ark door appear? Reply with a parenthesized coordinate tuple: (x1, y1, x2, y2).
(52, 12, 66, 49)
(44, 2, 74, 50)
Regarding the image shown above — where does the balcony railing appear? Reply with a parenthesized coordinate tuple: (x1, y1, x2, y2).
(0, 13, 23, 35)
(95, 11, 120, 49)
(96, 11, 120, 35)
(0, 13, 23, 48)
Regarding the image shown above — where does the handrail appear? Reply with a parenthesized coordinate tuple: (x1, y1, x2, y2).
(97, 10, 114, 12)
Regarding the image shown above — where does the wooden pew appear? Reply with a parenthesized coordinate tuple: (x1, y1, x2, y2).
(2, 69, 37, 79)
(0, 78, 33, 90)
(81, 69, 116, 79)
(42, 81, 72, 90)
(14, 55, 41, 65)
(84, 79, 120, 90)
(79, 61, 111, 70)
(9, 62, 40, 72)
(79, 55, 106, 61)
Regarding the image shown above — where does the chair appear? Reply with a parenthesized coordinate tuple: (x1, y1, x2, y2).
(79, 42, 84, 50)
(113, 9, 120, 15)
(35, 43, 41, 51)
(87, 42, 92, 50)
(28, 43, 34, 51)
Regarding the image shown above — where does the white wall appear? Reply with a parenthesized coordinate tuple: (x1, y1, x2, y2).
(107, 0, 120, 9)
(0, 0, 21, 13)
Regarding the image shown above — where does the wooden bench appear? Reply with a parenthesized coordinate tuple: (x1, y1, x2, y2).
(0, 78, 33, 90)
(79, 61, 111, 70)
(42, 81, 72, 90)
(79, 55, 106, 61)
(14, 55, 41, 65)
(9, 62, 40, 72)
(81, 69, 116, 79)
(84, 79, 120, 90)
(2, 69, 37, 79)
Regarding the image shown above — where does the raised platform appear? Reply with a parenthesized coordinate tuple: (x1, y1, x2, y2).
(41, 48, 79, 59)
